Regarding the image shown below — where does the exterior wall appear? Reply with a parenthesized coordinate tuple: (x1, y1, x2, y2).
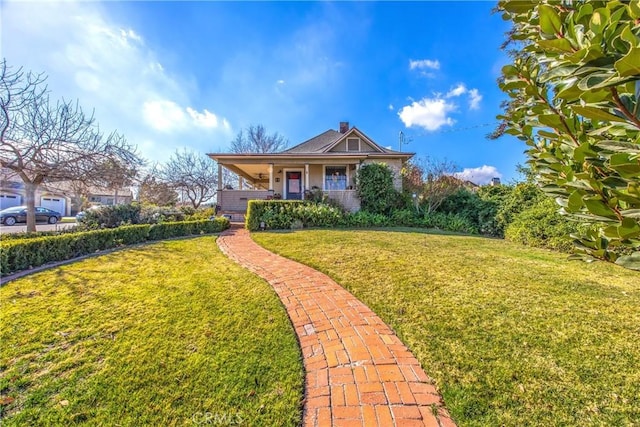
(324, 190, 360, 212)
(218, 190, 273, 212)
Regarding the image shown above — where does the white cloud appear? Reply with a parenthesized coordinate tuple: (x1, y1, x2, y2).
(2, 1, 231, 162)
(409, 59, 440, 70)
(469, 88, 482, 110)
(455, 165, 502, 185)
(398, 98, 456, 131)
(388, 104, 394, 111)
(187, 107, 220, 129)
(446, 83, 467, 98)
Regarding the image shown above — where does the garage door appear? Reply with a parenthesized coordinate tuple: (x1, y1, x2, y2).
(0, 194, 22, 210)
(40, 197, 66, 214)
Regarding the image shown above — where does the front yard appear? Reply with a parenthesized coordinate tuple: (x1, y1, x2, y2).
(253, 229, 640, 426)
(0, 237, 303, 426)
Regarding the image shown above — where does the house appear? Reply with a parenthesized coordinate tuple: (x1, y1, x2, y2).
(0, 168, 133, 216)
(1, 168, 71, 215)
(208, 122, 414, 218)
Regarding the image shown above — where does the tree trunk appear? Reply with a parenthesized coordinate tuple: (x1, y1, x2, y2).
(24, 181, 37, 232)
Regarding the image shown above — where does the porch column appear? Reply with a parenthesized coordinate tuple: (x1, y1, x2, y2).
(268, 163, 274, 191)
(304, 163, 309, 192)
(238, 176, 243, 190)
(217, 163, 223, 191)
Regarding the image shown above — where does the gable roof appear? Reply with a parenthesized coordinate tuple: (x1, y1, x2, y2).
(282, 127, 405, 155)
(282, 129, 343, 154)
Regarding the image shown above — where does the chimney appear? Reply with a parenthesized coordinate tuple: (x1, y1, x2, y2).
(339, 121, 349, 134)
(491, 177, 501, 186)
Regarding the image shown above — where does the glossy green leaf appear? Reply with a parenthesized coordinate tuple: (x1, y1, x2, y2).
(583, 197, 618, 219)
(567, 189, 583, 212)
(629, 1, 640, 19)
(571, 105, 628, 123)
(615, 251, 640, 270)
(614, 48, 640, 77)
(539, 4, 563, 35)
(538, 38, 574, 53)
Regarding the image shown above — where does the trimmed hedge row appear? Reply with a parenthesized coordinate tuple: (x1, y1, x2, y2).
(0, 218, 230, 276)
(245, 200, 477, 234)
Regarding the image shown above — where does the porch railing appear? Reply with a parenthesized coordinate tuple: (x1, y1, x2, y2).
(217, 190, 274, 212)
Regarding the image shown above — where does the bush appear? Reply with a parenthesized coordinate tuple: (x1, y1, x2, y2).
(0, 219, 230, 276)
(246, 200, 344, 231)
(139, 205, 186, 224)
(79, 204, 142, 229)
(505, 198, 578, 252)
(345, 211, 390, 228)
(423, 212, 479, 234)
(356, 163, 400, 215)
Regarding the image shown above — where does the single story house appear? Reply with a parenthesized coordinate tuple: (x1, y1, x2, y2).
(208, 122, 414, 219)
(0, 168, 133, 216)
(1, 169, 72, 215)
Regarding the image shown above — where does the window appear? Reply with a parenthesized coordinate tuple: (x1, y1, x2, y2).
(325, 166, 347, 190)
(347, 138, 359, 151)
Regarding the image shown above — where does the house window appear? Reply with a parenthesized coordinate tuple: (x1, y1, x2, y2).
(325, 166, 347, 190)
(347, 138, 359, 151)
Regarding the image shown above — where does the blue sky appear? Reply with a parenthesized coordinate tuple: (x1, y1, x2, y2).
(2, 1, 527, 184)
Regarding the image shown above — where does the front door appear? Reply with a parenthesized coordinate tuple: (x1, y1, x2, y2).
(285, 171, 302, 200)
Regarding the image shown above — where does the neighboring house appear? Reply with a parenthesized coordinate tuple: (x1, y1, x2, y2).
(0, 168, 71, 215)
(0, 168, 133, 216)
(208, 122, 414, 217)
(86, 187, 133, 206)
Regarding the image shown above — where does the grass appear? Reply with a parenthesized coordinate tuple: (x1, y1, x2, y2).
(253, 228, 640, 426)
(0, 236, 303, 426)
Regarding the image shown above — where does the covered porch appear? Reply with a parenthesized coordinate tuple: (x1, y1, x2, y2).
(211, 154, 364, 214)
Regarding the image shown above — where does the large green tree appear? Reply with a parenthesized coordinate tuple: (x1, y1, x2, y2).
(495, 0, 640, 270)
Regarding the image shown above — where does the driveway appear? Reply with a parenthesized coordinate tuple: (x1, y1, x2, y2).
(0, 221, 77, 234)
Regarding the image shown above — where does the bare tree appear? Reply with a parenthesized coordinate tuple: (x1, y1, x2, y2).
(230, 124, 288, 153)
(160, 149, 217, 209)
(93, 158, 140, 205)
(137, 173, 178, 207)
(0, 60, 143, 231)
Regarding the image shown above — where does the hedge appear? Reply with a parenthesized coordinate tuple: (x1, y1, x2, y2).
(245, 200, 478, 233)
(0, 218, 229, 276)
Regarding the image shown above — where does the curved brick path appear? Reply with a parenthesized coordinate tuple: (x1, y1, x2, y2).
(217, 227, 455, 427)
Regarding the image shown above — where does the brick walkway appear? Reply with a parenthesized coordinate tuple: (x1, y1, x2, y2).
(217, 227, 455, 427)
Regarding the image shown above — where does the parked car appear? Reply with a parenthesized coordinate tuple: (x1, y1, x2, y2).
(0, 206, 62, 226)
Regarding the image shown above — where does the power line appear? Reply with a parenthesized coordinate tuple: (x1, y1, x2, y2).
(405, 122, 499, 139)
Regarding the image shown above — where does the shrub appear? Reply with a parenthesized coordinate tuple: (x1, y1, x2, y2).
(0, 219, 230, 276)
(344, 211, 390, 228)
(505, 197, 578, 252)
(139, 205, 186, 224)
(246, 200, 344, 231)
(78, 203, 142, 229)
(423, 212, 478, 234)
(390, 209, 421, 227)
(356, 163, 399, 215)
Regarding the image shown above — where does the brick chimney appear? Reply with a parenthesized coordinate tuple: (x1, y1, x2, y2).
(339, 121, 349, 134)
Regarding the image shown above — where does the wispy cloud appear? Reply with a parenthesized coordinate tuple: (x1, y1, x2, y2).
(409, 59, 440, 70)
(2, 1, 231, 161)
(468, 88, 482, 110)
(455, 165, 502, 185)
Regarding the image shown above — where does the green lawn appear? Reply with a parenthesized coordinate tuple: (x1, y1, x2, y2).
(253, 229, 640, 427)
(0, 237, 303, 426)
